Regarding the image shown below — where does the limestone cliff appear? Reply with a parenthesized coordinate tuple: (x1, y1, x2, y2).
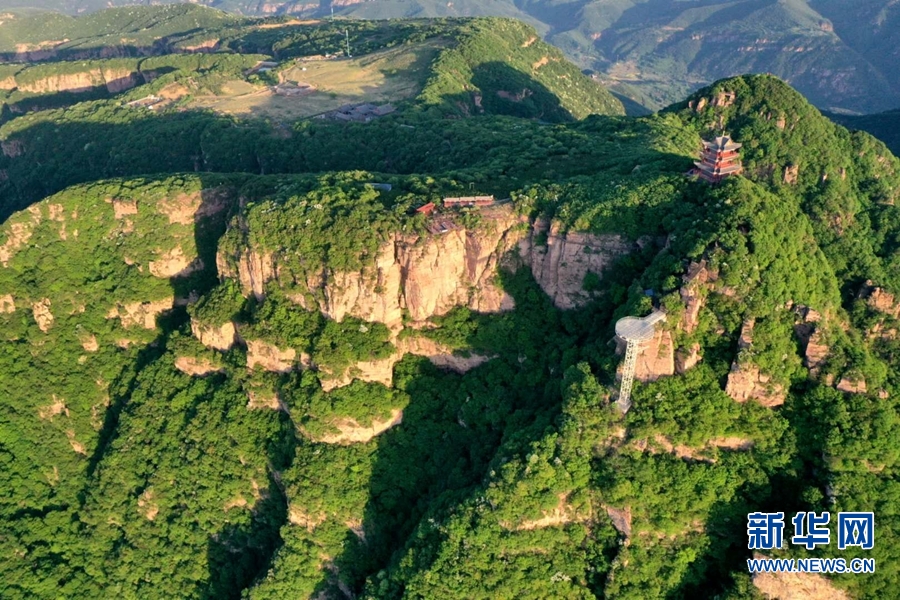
(210, 205, 641, 391)
(519, 219, 633, 310)
(191, 320, 238, 352)
(217, 206, 636, 329)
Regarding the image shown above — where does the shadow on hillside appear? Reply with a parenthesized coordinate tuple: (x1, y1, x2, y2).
(672, 473, 812, 598)
(306, 261, 652, 596)
(75, 174, 294, 597)
(205, 473, 290, 600)
(464, 61, 575, 122)
(85, 175, 231, 480)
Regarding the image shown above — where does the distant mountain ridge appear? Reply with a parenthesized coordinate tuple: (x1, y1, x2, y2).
(5, 0, 896, 114)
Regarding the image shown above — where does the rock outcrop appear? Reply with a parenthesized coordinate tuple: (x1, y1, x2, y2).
(675, 343, 701, 374)
(191, 320, 238, 351)
(219, 247, 275, 302)
(605, 505, 632, 540)
(752, 557, 850, 600)
(0, 294, 16, 313)
(107, 299, 173, 329)
(724, 319, 786, 406)
(804, 329, 829, 372)
(725, 363, 786, 407)
(864, 283, 900, 319)
(159, 190, 230, 225)
(80, 333, 99, 352)
(836, 376, 867, 394)
(320, 336, 493, 391)
(149, 246, 203, 278)
(174, 356, 224, 377)
(403, 336, 493, 372)
(679, 260, 714, 334)
(320, 354, 400, 392)
(0, 208, 40, 266)
(313, 409, 403, 444)
(633, 329, 675, 382)
(32, 298, 54, 332)
(246, 339, 307, 372)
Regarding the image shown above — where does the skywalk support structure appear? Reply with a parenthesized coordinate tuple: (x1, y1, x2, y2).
(614, 310, 667, 413)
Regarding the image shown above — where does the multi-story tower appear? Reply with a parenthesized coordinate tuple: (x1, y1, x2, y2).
(693, 135, 743, 184)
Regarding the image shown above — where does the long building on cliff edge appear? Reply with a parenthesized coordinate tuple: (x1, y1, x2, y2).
(692, 135, 743, 184)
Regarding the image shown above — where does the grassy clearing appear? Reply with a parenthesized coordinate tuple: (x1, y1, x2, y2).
(189, 38, 448, 121)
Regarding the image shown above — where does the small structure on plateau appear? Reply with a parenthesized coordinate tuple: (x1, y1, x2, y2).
(442, 196, 495, 208)
(415, 202, 436, 216)
(614, 310, 667, 413)
(692, 135, 743, 184)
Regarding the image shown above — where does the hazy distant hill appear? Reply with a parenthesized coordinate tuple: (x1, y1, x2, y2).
(8, 0, 897, 114)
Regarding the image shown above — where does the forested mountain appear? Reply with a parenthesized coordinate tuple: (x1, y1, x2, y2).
(829, 109, 900, 158)
(1, 8, 900, 600)
(4, 0, 900, 114)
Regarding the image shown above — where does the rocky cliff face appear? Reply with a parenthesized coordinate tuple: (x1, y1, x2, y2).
(16, 68, 139, 94)
(520, 218, 633, 310)
(632, 329, 675, 382)
(210, 205, 638, 390)
(218, 206, 636, 329)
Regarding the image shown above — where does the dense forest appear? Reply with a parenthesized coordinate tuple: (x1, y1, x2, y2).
(1, 8, 899, 600)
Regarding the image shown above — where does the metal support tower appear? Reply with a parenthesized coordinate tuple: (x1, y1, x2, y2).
(614, 310, 666, 413)
(617, 338, 640, 413)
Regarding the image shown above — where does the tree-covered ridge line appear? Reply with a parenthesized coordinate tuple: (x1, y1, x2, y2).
(416, 18, 623, 120)
(1, 64, 900, 600)
(0, 16, 622, 121)
(828, 108, 900, 159)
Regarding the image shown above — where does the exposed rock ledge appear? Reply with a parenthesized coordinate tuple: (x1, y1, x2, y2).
(311, 408, 403, 444)
(319, 336, 494, 391)
(106, 298, 173, 329)
(174, 356, 224, 377)
(32, 298, 54, 332)
(246, 339, 309, 373)
(724, 320, 785, 407)
(863, 282, 900, 319)
(725, 363, 786, 407)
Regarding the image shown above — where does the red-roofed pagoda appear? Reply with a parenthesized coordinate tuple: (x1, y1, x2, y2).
(693, 135, 743, 184)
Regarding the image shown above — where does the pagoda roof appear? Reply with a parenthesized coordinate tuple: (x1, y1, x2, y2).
(702, 135, 742, 151)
